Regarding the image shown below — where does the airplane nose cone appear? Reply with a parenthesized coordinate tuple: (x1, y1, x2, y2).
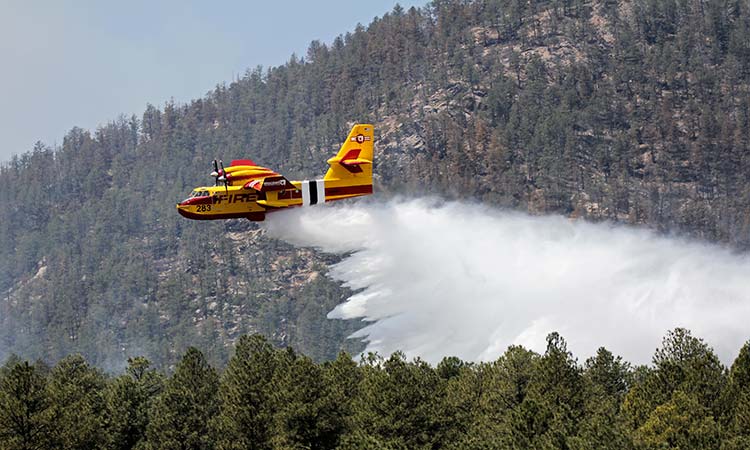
(176, 203, 189, 218)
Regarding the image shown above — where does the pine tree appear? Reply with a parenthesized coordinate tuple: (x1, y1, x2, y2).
(443, 346, 538, 449)
(104, 357, 164, 450)
(623, 328, 727, 430)
(635, 390, 721, 449)
(0, 361, 52, 450)
(345, 351, 446, 449)
(46, 354, 107, 450)
(212, 334, 288, 450)
(569, 348, 634, 450)
(514, 332, 584, 449)
(272, 355, 347, 449)
(145, 347, 218, 450)
(721, 341, 750, 448)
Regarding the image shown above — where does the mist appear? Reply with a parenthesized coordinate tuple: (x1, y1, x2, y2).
(264, 198, 750, 365)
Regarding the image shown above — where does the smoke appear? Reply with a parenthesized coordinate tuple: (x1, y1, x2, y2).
(264, 198, 750, 365)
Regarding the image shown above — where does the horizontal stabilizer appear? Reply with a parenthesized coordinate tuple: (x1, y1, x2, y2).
(339, 158, 372, 173)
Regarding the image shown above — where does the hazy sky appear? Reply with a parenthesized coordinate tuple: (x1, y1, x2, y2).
(0, 0, 426, 162)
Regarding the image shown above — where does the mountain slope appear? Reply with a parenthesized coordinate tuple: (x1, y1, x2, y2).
(2, 0, 749, 368)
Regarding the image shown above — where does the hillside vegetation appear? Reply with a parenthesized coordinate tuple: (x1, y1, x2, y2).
(2, 0, 750, 368)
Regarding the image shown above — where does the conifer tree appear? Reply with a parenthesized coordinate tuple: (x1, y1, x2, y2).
(212, 334, 289, 450)
(443, 346, 538, 449)
(623, 328, 726, 430)
(345, 351, 445, 449)
(569, 348, 634, 450)
(514, 332, 584, 449)
(0, 361, 52, 450)
(46, 354, 107, 450)
(321, 351, 360, 443)
(722, 341, 750, 449)
(635, 390, 721, 449)
(272, 355, 348, 449)
(145, 347, 218, 450)
(105, 357, 164, 450)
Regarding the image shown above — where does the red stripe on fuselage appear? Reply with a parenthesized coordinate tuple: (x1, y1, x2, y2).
(177, 209, 264, 221)
(179, 196, 213, 206)
(324, 185, 373, 197)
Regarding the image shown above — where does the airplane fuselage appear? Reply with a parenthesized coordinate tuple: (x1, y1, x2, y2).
(177, 124, 374, 222)
(176, 176, 373, 221)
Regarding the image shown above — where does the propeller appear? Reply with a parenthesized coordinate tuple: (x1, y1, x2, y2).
(210, 159, 228, 193)
(218, 160, 228, 193)
(211, 159, 220, 185)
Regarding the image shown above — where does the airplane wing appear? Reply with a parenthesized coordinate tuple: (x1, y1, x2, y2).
(243, 174, 296, 192)
(225, 158, 297, 193)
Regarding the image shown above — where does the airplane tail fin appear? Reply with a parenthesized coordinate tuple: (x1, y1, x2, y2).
(324, 124, 374, 182)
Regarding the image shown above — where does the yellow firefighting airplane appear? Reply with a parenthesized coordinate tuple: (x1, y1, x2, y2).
(176, 124, 374, 221)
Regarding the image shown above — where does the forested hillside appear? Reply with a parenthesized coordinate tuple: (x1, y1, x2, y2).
(2, 0, 750, 368)
(2, 329, 750, 449)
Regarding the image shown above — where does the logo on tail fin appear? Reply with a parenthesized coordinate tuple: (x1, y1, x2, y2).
(351, 134, 371, 143)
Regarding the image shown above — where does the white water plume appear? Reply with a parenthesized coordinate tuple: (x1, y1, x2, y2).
(264, 198, 750, 365)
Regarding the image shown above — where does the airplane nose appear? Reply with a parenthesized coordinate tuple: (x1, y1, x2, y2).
(176, 204, 190, 219)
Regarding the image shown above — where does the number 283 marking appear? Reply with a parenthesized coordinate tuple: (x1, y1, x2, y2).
(197, 204, 211, 212)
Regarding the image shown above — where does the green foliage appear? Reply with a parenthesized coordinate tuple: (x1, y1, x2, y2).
(623, 328, 727, 431)
(104, 357, 164, 450)
(0, 329, 748, 448)
(584, 347, 631, 399)
(442, 345, 539, 449)
(272, 355, 347, 449)
(213, 334, 285, 450)
(635, 390, 721, 450)
(46, 354, 107, 450)
(512, 332, 585, 448)
(146, 347, 218, 450)
(722, 341, 750, 444)
(348, 351, 447, 449)
(569, 348, 634, 449)
(0, 361, 52, 450)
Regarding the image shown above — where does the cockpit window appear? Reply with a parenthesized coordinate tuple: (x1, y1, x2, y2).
(189, 190, 198, 197)
(201, 191, 209, 197)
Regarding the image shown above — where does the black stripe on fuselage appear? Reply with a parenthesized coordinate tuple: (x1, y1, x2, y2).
(309, 181, 318, 205)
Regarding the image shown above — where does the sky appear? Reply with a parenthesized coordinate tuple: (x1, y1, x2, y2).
(0, 0, 426, 162)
